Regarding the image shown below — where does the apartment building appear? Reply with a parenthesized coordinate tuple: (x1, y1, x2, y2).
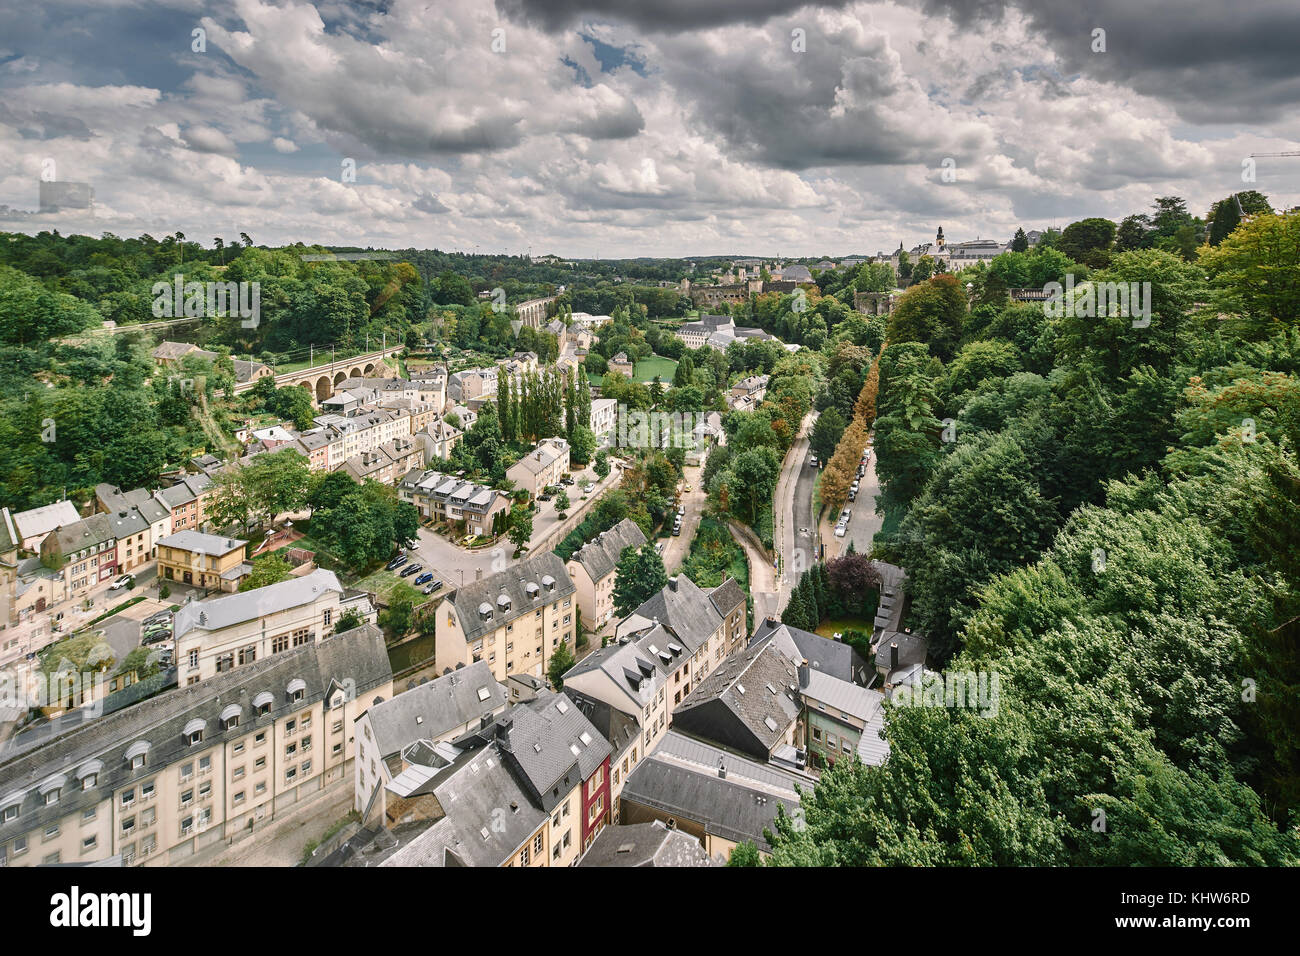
(589, 397, 618, 442)
(0, 624, 392, 867)
(173, 569, 375, 685)
(95, 484, 173, 564)
(353, 660, 509, 821)
(415, 419, 463, 462)
(342, 436, 423, 486)
(374, 692, 610, 867)
(10, 500, 80, 551)
(562, 575, 748, 762)
(505, 437, 570, 499)
(156, 531, 249, 594)
(565, 518, 647, 632)
(619, 730, 809, 860)
(156, 473, 214, 533)
(608, 352, 635, 377)
(434, 553, 577, 682)
(728, 374, 770, 411)
(397, 469, 509, 537)
(40, 515, 118, 599)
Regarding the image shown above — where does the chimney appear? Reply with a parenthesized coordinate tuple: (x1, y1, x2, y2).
(797, 658, 810, 689)
(890, 642, 899, 670)
(717, 757, 727, 779)
(494, 716, 513, 747)
(667, 577, 678, 593)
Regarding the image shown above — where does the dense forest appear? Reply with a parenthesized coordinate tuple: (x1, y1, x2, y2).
(757, 205, 1300, 865)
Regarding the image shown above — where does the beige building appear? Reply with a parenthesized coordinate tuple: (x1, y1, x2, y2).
(397, 469, 509, 537)
(0, 624, 392, 867)
(565, 518, 647, 633)
(156, 530, 249, 593)
(506, 437, 570, 499)
(562, 575, 748, 763)
(434, 552, 576, 683)
(589, 398, 618, 442)
(353, 660, 510, 822)
(173, 569, 375, 685)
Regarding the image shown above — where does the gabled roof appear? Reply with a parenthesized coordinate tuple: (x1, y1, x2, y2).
(578, 821, 713, 867)
(620, 731, 809, 853)
(445, 552, 574, 643)
(156, 530, 247, 556)
(568, 518, 646, 583)
(173, 569, 342, 639)
(481, 693, 611, 804)
(12, 501, 80, 541)
(672, 640, 801, 757)
(45, 513, 115, 554)
(363, 660, 507, 759)
(752, 618, 869, 685)
(630, 575, 723, 653)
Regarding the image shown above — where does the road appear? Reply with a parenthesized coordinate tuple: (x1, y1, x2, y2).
(773, 411, 819, 612)
(729, 521, 780, 624)
(661, 462, 706, 574)
(824, 433, 882, 560)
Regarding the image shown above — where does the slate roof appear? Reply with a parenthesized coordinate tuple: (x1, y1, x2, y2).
(752, 618, 869, 685)
(380, 742, 546, 868)
(152, 341, 200, 360)
(630, 575, 723, 652)
(464, 693, 611, 811)
(707, 577, 747, 620)
(173, 568, 342, 639)
(0, 625, 390, 844)
(156, 530, 246, 556)
(362, 660, 507, 759)
(672, 639, 801, 757)
(619, 731, 809, 853)
(568, 518, 646, 583)
(568, 695, 640, 759)
(444, 552, 575, 644)
(578, 821, 713, 867)
(874, 630, 928, 674)
(46, 513, 115, 554)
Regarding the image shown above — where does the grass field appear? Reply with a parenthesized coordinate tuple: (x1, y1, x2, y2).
(587, 353, 679, 385)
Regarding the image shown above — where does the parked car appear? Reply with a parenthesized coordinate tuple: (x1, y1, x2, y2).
(848, 489, 857, 501)
(678, 504, 686, 516)
(399, 563, 423, 578)
(560, 476, 575, 486)
(583, 483, 595, 494)
(863, 449, 872, 461)
(841, 508, 852, 520)
(672, 524, 681, 536)
(414, 572, 433, 586)
(386, 554, 409, 571)
(143, 631, 171, 646)
(143, 611, 171, 626)
(108, 574, 134, 591)
(809, 455, 818, 468)
(654, 541, 665, 553)
(835, 524, 847, 538)
(537, 494, 552, 502)
(422, 580, 443, 595)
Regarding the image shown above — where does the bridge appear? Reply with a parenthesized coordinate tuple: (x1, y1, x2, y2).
(515, 295, 559, 330)
(232, 345, 405, 402)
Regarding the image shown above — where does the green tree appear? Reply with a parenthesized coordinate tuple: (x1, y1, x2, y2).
(548, 640, 576, 689)
(239, 552, 293, 591)
(613, 543, 669, 616)
(1010, 227, 1029, 253)
(508, 509, 533, 556)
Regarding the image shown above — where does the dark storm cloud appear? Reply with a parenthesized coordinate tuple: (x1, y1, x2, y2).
(911, 0, 1300, 122)
(496, 0, 851, 32)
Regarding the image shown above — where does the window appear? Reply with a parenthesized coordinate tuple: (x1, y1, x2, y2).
(199, 782, 212, 798)
(81, 773, 97, 791)
(82, 807, 96, 823)
(199, 755, 211, 772)
(43, 852, 61, 865)
(332, 743, 342, 756)
(272, 635, 289, 654)
(120, 789, 135, 807)
(255, 782, 266, 795)
(122, 816, 135, 833)
(216, 653, 234, 673)
(332, 720, 343, 734)
(233, 766, 245, 780)
(302, 760, 312, 776)
(44, 789, 59, 806)
(238, 646, 256, 666)
(181, 762, 193, 780)
(518, 845, 530, 866)
(285, 743, 297, 758)
(141, 781, 155, 799)
(131, 754, 146, 770)
(82, 835, 97, 852)
(233, 791, 245, 805)
(286, 718, 297, 734)
(187, 729, 203, 746)
(181, 816, 193, 835)
(533, 833, 543, 855)
(141, 808, 155, 826)
(255, 756, 266, 770)
(181, 789, 193, 806)
(255, 732, 266, 744)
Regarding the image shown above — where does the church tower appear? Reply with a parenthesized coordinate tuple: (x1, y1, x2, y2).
(936, 226, 946, 250)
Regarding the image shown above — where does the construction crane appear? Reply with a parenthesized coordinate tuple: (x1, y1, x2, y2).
(1250, 151, 1300, 158)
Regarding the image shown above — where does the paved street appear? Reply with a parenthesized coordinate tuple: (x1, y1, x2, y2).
(824, 433, 881, 560)
(773, 411, 818, 611)
(661, 462, 705, 574)
(729, 521, 780, 623)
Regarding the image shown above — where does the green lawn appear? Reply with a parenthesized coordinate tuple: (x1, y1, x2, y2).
(814, 616, 875, 639)
(39, 630, 114, 675)
(587, 353, 679, 385)
(352, 568, 425, 606)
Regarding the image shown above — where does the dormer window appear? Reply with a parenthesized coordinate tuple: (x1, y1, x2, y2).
(497, 594, 511, 613)
(220, 704, 241, 731)
(183, 718, 206, 746)
(253, 691, 273, 716)
(287, 678, 307, 703)
(125, 741, 151, 770)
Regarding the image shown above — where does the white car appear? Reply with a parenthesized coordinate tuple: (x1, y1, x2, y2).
(108, 574, 134, 591)
(834, 524, 847, 537)
(583, 483, 595, 494)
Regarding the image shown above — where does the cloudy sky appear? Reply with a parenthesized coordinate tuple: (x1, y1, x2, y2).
(1, 0, 1297, 258)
